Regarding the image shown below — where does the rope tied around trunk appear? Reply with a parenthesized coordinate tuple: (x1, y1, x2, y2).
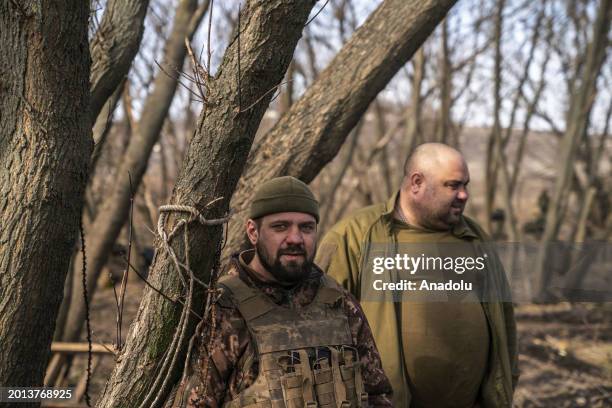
(139, 200, 230, 408)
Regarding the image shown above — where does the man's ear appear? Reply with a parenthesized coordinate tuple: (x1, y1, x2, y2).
(410, 171, 424, 193)
(246, 219, 259, 245)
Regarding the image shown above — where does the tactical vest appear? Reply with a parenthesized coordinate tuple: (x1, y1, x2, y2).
(218, 274, 369, 408)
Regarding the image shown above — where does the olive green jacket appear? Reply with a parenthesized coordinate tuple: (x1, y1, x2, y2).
(315, 192, 519, 407)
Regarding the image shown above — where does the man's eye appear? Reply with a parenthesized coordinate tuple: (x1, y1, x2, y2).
(272, 224, 287, 231)
(301, 225, 315, 232)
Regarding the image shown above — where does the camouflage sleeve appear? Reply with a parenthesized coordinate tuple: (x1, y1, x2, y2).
(343, 291, 394, 406)
(171, 299, 253, 408)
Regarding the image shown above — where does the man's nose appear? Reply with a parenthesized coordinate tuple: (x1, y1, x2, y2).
(285, 226, 304, 244)
(457, 188, 468, 201)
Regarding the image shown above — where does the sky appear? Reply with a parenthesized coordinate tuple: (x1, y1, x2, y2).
(95, 0, 612, 139)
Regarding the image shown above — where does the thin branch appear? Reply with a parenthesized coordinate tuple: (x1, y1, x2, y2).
(305, 0, 331, 26)
(239, 80, 295, 113)
(116, 173, 135, 351)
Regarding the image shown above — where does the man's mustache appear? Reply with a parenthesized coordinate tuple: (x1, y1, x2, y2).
(278, 246, 306, 256)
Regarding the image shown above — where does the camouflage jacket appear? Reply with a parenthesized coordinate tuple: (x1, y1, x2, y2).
(171, 250, 393, 408)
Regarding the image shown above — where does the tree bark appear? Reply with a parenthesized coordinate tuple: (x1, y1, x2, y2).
(437, 17, 453, 145)
(400, 46, 426, 186)
(485, 0, 505, 234)
(224, 0, 458, 257)
(95, 1, 315, 406)
(535, 0, 611, 301)
(60, 0, 209, 345)
(89, 0, 150, 121)
(374, 100, 393, 199)
(0, 0, 91, 391)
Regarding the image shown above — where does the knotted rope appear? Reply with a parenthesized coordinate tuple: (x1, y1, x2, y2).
(139, 200, 230, 408)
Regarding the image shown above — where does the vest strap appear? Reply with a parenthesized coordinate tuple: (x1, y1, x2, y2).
(316, 276, 344, 306)
(218, 275, 276, 321)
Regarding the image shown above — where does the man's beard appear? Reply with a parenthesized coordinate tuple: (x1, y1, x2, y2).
(415, 188, 464, 230)
(255, 242, 313, 285)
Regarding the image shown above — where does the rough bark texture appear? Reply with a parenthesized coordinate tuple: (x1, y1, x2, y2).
(95, 1, 315, 406)
(535, 0, 611, 301)
(0, 0, 91, 391)
(224, 0, 458, 257)
(89, 0, 149, 121)
(61, 0, 208, 345)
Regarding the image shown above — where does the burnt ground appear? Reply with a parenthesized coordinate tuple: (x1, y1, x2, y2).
(64, 282, 612, 407)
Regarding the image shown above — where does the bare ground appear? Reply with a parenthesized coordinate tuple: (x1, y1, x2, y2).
(62, 282, 612, 407)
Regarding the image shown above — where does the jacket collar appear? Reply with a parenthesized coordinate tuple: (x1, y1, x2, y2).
(380, 190, 479, 240)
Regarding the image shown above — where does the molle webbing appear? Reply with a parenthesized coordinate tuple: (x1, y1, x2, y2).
(218, 275, 368, 408)
(218, 275, 352, 353)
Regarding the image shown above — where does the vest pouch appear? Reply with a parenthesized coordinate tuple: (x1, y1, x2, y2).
(224, 395, 273, 408)
(340, 348, 368, 408)
(281, 371, 306, 408)
(313, 359, 336, 408)
(330, 348, 351, 408)
(279, 350, 318, 408)
(340, 349, 357, 407)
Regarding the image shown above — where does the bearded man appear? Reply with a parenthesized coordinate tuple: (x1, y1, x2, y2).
(172, 176, 393, 407)
(316, 143, 519, 408)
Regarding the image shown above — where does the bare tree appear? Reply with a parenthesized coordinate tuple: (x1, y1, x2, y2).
(89, 0, 150, 121)
(0, 0, 91, 390)
(535, 0, 611, 301)
(402, 46, 426, 171)
(59, 0, 210, 346)
(436, 17, 453, 144)
(95, 1, 316, 406)
(224, 0, 459, 257)
(485, 0, 505, 234)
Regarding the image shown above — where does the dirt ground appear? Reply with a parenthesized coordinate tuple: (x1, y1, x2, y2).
(64, 281, 612, 407)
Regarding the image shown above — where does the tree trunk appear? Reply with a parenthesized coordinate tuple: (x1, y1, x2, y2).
(95, 1, 314, 406)
(437, 17, 452, 145)
(279, 60, 295, 115)
(400, 46, 426, 186)
(485, 0, 505, 234)
(319, 119, 365, 230)
(54, 0, 149, 347)
(224, 0, 458, 257)
(89, 0, 150, 122)
(60, 0, 209, 345)
(535, 0, 611, 301)
(0, 0, 91, 391)
(374, 100, 393, 199)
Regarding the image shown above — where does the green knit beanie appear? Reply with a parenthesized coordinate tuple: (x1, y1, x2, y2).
(249, 176, 319, 222)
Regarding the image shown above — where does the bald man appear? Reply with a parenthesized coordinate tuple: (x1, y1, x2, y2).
(316, 143, 518, 407)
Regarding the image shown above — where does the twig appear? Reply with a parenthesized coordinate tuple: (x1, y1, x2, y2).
(305, 0, 331, 26)
(239, 79, 295, 113)
(207, 0, 214, 85)
(79, 220, 92, 407)
(185, 39, 209, 102)
(154, 60, 205, 104)
(116, 173, 134, 351)
(123, 257, 203, 321)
